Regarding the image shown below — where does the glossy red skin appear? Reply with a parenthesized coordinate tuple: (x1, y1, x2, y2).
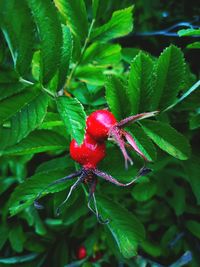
(70, 133, 106, 169)
(76, 246, 87, 260)
(86, 110, 117, 141)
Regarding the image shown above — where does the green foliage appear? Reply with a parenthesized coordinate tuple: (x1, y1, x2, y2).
(0, 0, 199, 266)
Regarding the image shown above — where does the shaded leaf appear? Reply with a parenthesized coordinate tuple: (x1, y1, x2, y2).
(132, 181, 157, 202)
(75, 65, 105, 86)
(9, 224, 26, 253)
(178, 28, 200, 37)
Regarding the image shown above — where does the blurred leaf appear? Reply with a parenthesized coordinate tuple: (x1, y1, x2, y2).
(56, 96, 86, 144)
(57, 25, 73, 90)
(105, 75, 129, 120)
(9, 224, 26, 253)
(1, 130, 67, 155)
(121, 48, 140, 63)
(92, 0, 99, 18)
(82, 43, 121, 66)
(0, 88, 48, 150)
(0, 253, 38, 264)
(128, 51, 154, 114)
(54, 0, 88, 43)
(185, 220, 200, 239)
(0, 224, 9, 250)
(178, 28, 200, 37)
(39, 112, 64, 130)
(9, 168, 75, 216)
(141, 120, 191, 160)
(36, 155, 72, 173)
(187, 42, 200, 49)
(27, 0, 62, 84)
(190, 113, 200, 129)
(31, 51, 40, 81)
(0, 0, 35, 75)
(151, 45, 185, 109)
(141, 240, 162, 257)
(132, 181, 157, 202)
(97, 195, 145, 258)
(91, 6, 134, 42)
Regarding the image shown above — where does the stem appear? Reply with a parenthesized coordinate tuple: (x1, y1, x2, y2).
(66, 19, 95, 88)
(19, 77, 56, 98)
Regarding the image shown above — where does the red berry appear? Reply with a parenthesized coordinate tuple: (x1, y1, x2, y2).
(86, 110, 117, 141)
(70, 133, 106, 169)
(76, 246, 87, 260)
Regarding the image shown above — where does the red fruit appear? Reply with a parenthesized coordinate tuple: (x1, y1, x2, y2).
(86, 110, 117, 141)
(76, 246, 87, 260)
(89, 252, 103, 262)
(70, 133, 106, 169)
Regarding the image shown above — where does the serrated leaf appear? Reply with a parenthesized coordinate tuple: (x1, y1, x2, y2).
(56, 96, 86, 144)
(178, 28, 200, 37)
(0, 0, 35, 75)
(9, 167, 75, 216)
(91, 6, 134, 42)
(54, 0, 88, 43)
(82, 43, 121, 66)
(128, 52, 154, 114)
(57, 25, 73, 90)
(151, 45, 185, 109)
(0, 88, 48, 150)
(97, 195, 145, 258)
(128, 124, 157, 162)
(105, 75, 130, 120)
(1, 130, 67, 156)
(27, 0, 62, 84)
(141, 120, 191, 160)
(132, 181, 157, 202)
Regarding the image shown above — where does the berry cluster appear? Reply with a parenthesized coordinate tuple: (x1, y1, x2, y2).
(35, 109, 158, 223)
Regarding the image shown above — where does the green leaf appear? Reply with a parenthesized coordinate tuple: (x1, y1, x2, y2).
(0, 253, 38, 264)
(56, 96, 86, 144)
(105, 75, 129, 120)
(82, 43, 121, 66)
(97, 195, 145, 258)
(187, 42, 200, 49)
(178, 28, 200, 37)
(183, 157, 200, 204)
(140, 120, 191, 160)
(151, 45, 185, 109)
(9, 224, 26, 253)
(57, 25, 73, 90)
(190, 113, 200, 129)
(0, 82, 27, 101)
(185, 220, 200, 239)
(75, 65, 105, 86)
(36, 155, 71, 173)
(128, 52, 154, 114)
(128, 124, 157, 162)
(0, 88, 48, 150)
(9, 168, 74, 216)
(54, 0, 88, 43)
(1, 130, 67, 155)
(91, 6, 134, 42)
(0, 225, 9, 250)
(0, 89, 39, 125)
(0, 0, 35, 75)
(132, 181, 157, 202)
(27, 0, 62, 84)
(92, 0, 99, 18)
